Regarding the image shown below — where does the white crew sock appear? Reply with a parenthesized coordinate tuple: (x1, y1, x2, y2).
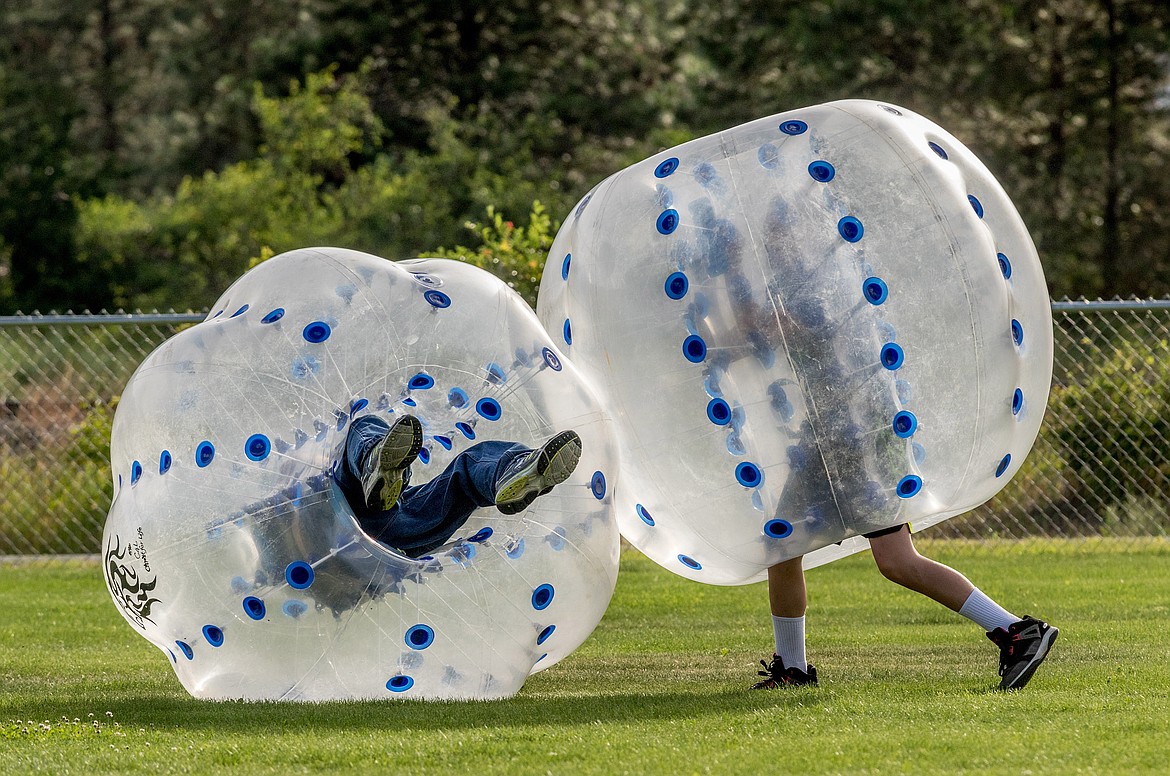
(958, 588, 1018, 632)
(772, 615, 807, 670)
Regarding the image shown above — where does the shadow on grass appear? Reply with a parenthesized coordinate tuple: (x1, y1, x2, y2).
(2, 685, 827, 733)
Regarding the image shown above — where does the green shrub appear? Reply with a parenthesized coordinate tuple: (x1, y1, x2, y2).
(1049, 338, 1170, 531)
(432, 202, 556, 307)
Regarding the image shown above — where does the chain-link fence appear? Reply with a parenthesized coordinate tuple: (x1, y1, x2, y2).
(3, 303, 1169, 559)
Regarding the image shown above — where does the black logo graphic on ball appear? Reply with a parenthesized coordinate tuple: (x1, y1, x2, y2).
(104, 534, 161, 630)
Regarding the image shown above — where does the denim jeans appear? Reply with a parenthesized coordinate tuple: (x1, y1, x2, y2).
(333, 415, 531, 555)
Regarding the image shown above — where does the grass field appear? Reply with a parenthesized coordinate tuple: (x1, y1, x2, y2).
(2, 539, 1167, 774)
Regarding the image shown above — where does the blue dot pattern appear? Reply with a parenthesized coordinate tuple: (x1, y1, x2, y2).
(657, 209, 680, 235)
(406, 624, 435, 650)
(302, 321, 331, 343)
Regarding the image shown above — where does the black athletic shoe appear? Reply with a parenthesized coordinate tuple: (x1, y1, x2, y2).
(359, 415, 423, 512)
(751, 655, 818, 689)
(987, 615, 1059, 690)
(493, 430, 582, 515)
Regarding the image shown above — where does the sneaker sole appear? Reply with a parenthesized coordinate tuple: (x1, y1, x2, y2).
(374, 416, 423, 511)
(1001, 626, 1059, 690)
(495, 431, 581, 515)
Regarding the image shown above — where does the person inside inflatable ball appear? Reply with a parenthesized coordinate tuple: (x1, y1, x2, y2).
(333, 414, 582, 557)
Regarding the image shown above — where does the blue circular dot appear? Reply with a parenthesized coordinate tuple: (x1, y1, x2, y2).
(657, 209, 680, 235)
(678, 554, 702, 570)
(485, 362, 506, 384)
(560, 253, 572, 281)
(406, 624, 435, 650)
(707, 398, 731, 425)
(928, 142, 948, 159)
(896, 475, 923, 498)
(476, 397, 502, 421)
(386, 675, 414, 692)
(880, 343, 905, 370)
(758, 143, 780, 169)
(418, 447, 431, 464)
(665, 272, 689, 300)
(654, 157, 679, 178)
(591, 471, 606, 500)
(448, 387, 469, 408)
(736, 462, 763, 488)
(159, 450, 172, 475)
(411, 272, 441, 288)
(282, 600, 307, 618)
(542, 347, 562, 371)
(764, 519, 793, 539)
(402, 397, 417, 407)
(563, 318, 573, 346)
(1012, 388, 1024, 416)
(230, 305, 249, 318)
(968, 195, 984, 218)
(245, 434, 270, 462)
(456, 422, 476, 439)
(780, 120, 808, 135)
(409, 373, 435, 390)
(636, 504, 655, 526)
(131, 461, 142, 485)
(838, 216, 864, 242)
(350, 398, 368, 415)
(468, 527, 493, 542)
(202, 625, 224, 647)
(1011, 319, 1024, 346)
(302, 321, 331, 343)
(424, 290, 451, 308)
(863, 277, 888, 305)
(532, 584, 555, 610)
(196, 441, 215, 468)
(285, 561, 314, 590)
(808, 160, 835, 182)
(434, 435, 453, 451)
(683, 334, 707, 363)
(998, 253, 1012, 279)
(261, 308, 284, 324)
(892, 411, 918, 438)
(506, 539, 526, 560)
(996, 454, 1011, 477)
(176, 641, 193, 660)
(242, 596, 266, 620)
(537, 624, 556, 645)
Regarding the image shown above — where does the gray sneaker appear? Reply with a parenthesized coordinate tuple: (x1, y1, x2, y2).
(987, 615, 1059, 690)
(493, 430, 582, 515)
(360, 415, 423, 512)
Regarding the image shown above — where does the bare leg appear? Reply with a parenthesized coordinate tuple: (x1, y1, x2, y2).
(767, 555, 807, 617)
(868, 525, 974, 611)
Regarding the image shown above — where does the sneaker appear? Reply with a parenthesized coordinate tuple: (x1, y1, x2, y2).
(751, 655, 818, 689)
(493, 430, 582, 515)
(987, 615, 1059, 690)
(359, 415, 423, 512)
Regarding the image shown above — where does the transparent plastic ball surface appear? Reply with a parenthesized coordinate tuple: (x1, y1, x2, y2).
(538, 100, 1052, 584)
(103, 248, 619, 700)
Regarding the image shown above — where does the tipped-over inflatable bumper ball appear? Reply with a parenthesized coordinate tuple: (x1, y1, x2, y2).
(103, 248, 619, 700)
(538, 100, 1052, 584)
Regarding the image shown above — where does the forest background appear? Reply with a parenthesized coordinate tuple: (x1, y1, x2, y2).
(2, 0, 1169, 314)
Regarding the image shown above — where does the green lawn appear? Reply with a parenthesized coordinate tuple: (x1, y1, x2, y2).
(2, 540, 1167, 774)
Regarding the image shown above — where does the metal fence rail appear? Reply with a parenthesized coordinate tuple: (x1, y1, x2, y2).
(3, 303, 1169, 556)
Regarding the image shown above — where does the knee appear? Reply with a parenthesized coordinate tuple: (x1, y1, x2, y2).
(874, 552, 922, 589)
